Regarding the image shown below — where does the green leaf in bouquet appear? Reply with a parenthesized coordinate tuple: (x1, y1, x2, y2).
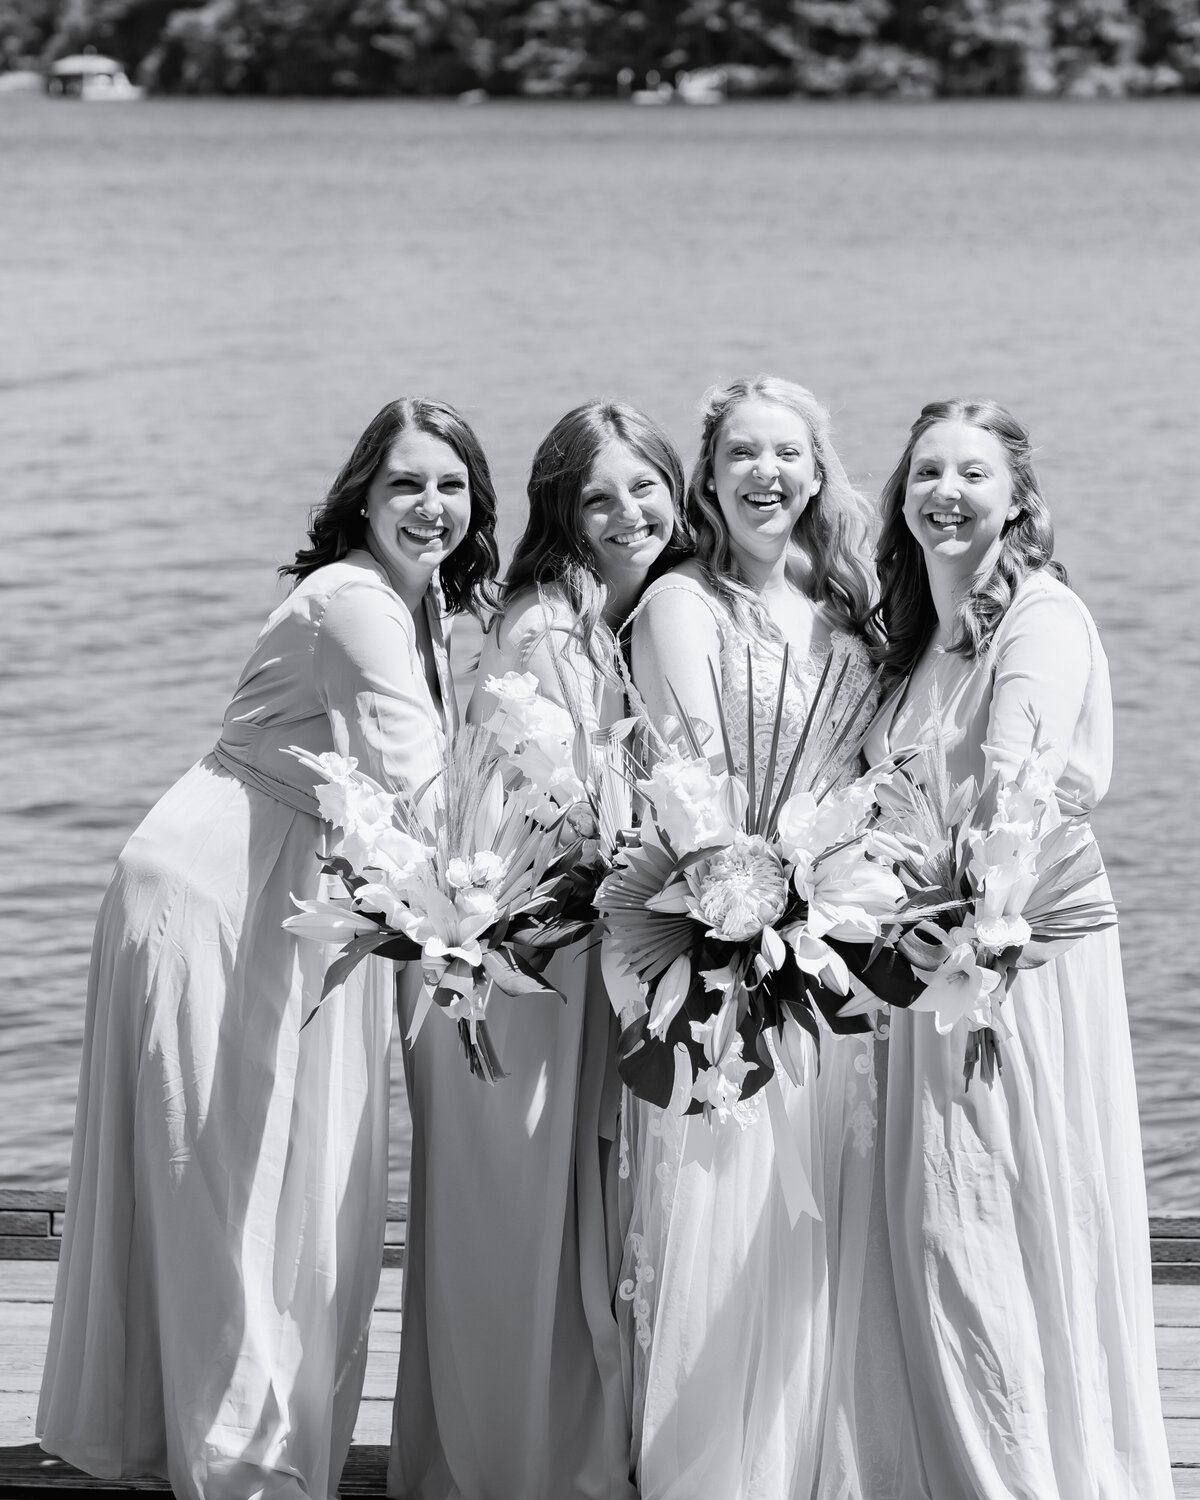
(458, 1017, 507, 1083)
(825, 935, 929, 1010)
(666, 679, 708, 760)
(572, 719, 591, 785)
(743, 648, 757, 832)
(480, 945, 561, 998)
(808, 659, 888, 799)
(755, 643, 791, 836)
(505, 914, 595, 950)
(765, 648, 836, 833)
(302, 928, 416, 1027)
(617, 1012, 677, 1108)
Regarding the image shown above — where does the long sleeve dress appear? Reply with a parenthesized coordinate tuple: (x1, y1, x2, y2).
(388, 596, 634, 1500)
(846, 570, 1175, 1500)
(38, 550, 452, 1500)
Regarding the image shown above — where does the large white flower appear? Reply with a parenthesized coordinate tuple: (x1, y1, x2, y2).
(800, 846, 905, 942)
(776, 774, 886, 882)
(685, 833, 789, 943)
(689, 1007, 755, 1121)
(640, 755, 741, 856)
(908, 924, 1003, 1033)
(282, 896, 381, 944)
(482, 672, 568, 749)
(963, 823, 1039, 950)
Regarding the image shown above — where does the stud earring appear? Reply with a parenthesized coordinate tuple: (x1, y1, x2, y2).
(360, 505, 368, 517)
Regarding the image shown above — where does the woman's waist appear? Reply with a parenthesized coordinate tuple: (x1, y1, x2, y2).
(213, 719, 331, 818)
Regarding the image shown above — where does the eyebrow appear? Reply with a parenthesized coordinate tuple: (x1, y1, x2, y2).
(386, 467, 467, 481)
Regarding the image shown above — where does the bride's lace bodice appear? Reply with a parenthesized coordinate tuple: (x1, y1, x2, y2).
(635, 576, 878, 798)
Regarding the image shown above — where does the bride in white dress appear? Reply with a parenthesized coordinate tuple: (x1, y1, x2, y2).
(617, 377, 880, 1500)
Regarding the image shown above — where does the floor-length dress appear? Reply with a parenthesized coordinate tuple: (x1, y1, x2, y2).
(840, 571, 1175, 1500)
(618, 573, 877, 1500)
(388, 600, 634, 1500)
(38, 551, 452, 1500)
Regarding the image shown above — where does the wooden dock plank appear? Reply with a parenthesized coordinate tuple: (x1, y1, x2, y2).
(1, 1267, 1197, 1489)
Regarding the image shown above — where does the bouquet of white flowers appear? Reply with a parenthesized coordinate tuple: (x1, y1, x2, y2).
(283, 675, 622, 1081)
(596, 648, 899, 1128)
(869, 727, 1117, 1084)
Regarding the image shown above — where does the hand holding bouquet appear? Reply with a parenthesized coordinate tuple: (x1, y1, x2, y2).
(597, 648, 897, 1126)
(283, 671, 627, 1081)
(873, 727, 1117, 1084)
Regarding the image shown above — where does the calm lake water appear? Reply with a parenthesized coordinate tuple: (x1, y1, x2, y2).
(2, 96, 1198, 1207)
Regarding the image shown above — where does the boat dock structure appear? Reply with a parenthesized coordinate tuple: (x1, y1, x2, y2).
(1, 1191, 1197, 1496)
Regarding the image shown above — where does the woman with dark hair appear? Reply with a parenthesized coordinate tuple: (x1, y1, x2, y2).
(38, 398, 499, 1500)
(619, 377, 880, 1499)
(842, 400, 1174, 1498)
(386, 400, 686, 1500)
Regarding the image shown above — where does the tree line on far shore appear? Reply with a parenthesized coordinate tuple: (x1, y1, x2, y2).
(4, 0, 1199, 97)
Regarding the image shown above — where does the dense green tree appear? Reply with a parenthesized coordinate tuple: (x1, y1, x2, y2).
(4, 0, 1199, 93)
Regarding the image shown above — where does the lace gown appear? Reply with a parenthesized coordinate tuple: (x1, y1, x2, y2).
(618, 574, 879, 1500)
(841, 573, 1175, 1500)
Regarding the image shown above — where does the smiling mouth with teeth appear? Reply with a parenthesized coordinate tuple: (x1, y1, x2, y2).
(610, 525, 653, 547)
(403, 525, 447, 542)
(743, 491, 784, 507)
(929, 512, 968, 527)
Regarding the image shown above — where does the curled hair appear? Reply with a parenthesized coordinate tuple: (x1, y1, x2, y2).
(499, 400, 691, 675)
(686, 376, 877, 643)
(280, 397, 500, 617)
(873, 398, 1068, 688)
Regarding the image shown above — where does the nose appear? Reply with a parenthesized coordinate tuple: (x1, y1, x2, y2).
(613, 486, 642, 522)
(932, 471, 961, 503)
(415, 483, 444, 517)
(751, 454, 779, 481)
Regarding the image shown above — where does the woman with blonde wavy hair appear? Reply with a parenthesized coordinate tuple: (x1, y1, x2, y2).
(617, 376, 882, 1499)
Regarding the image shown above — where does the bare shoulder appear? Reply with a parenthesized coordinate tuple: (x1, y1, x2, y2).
(635, 564, 724, 634)
(493, 586, 578, 657)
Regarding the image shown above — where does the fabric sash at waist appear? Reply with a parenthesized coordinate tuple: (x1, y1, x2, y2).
(212, 740, 321, 820)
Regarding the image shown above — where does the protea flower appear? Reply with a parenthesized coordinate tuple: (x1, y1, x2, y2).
(685, 832, 789, 942)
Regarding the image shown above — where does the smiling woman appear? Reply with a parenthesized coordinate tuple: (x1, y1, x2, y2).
(841, 398, 1176, 1499)
(383, 400, 688, 1500)
(36, 397, 500, 1500)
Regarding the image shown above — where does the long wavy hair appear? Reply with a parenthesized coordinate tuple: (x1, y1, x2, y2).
(280, 397, 500, 616)
(499, 400, 691, 674)
(873, 398, 1068, 688)
(686, 376, 877, 641)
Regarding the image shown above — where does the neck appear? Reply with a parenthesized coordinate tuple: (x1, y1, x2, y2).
(735, 547, 791, 598)
(603, 576, 641, 631)
(366, 536, 430, 615)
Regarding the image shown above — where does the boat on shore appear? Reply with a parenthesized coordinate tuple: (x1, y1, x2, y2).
(46, 53, 144, 101)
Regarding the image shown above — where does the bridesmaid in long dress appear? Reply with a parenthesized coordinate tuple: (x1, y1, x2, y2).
(38, 398, 499, 1500)
(855, 399, 1174, 1498)
(389, 400, 689, 1500)
(619, 377, 880, 1500)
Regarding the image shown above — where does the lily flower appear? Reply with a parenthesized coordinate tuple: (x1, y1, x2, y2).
(282, 896, 382, 944)
(689, 1005, 755, 1120)
(648, 952, 692, 1038)
(775, 1010, 813, 1088)
(800, 847, 906, 942)
(908, 926, 1003, 1033)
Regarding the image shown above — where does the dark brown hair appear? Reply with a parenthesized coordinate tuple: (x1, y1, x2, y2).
(281, 397, 500, 616)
